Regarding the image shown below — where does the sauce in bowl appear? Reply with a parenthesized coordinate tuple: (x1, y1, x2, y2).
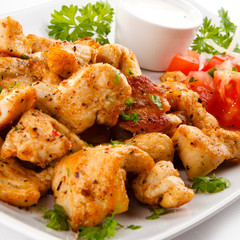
(115, 0, 202, 71)
(123, 0, 201, 29)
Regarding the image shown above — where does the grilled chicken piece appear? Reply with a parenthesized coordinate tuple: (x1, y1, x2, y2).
(52, 144, 154, 229)
(34, 63, 131, 134)
(47, 41, 96, 79)
(124, 132, 174, 162)
(0, 17, 31, 57)
(0, 138, 52, 207)
(160, 71, 187, 83)
(0, 84, 36, 130)
(95, 44, 142, 76)
(117, 75, 184, 134)
(75, 37, 101, 49)
(160, 80, 240, 178)
(158, 81, 219, 131)
(0, 157, 53, 207)
(0, 57, 62, 89)
(26, 34, 58, 53)
(172, 124, 240, 179)
(1, 109, 87, 168)
(132, 160, 194, 208)
(171, 125, 228, 179)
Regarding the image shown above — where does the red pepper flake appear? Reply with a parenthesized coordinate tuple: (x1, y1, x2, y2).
(52, 130, 59, 138)
(105, 148, 110, 151)
(61, 80, 68, 85)
(107, 81, 110, 86)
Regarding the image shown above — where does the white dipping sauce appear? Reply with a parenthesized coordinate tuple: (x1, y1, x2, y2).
(122, 0, 200, 28)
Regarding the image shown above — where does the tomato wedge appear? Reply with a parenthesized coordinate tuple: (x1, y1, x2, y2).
(184, 71, 214, 106)
(167, 53, 199, 75)
(207, 70, 240, 128)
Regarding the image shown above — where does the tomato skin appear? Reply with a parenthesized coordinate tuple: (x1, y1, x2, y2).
(167, 53, 199, 75)
(184, 71, 214, 105)
(207, 70, 240, 128)
(202, 55, 225, 71)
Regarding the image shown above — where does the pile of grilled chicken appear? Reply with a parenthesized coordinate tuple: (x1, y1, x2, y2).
(0, 16, 239, 230)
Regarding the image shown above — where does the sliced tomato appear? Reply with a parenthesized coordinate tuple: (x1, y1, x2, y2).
(186, 50, 200, 59)
(202, 54, 234, 71)
(216, 59, 234, 70)
(167, 53, 199, 75)
(184, 71, 214, 105)
(207, 70, 240, 128)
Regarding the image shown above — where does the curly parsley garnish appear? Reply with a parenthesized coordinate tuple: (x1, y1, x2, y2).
(192, 174, 231, 193)
(120, 112, 142, 125)
(146, 208, 166, 220)
(110, 139, 129, 148)
(125, 98, 136, 108)
(43, 204, 69, 231)
(149, 95, 163, 110)
(191, 8, 240, 54)
(78, 205, 120, 240)
(48, 1, 114, 45)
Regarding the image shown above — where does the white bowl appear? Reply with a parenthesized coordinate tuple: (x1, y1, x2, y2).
(115, 0, 202, 72)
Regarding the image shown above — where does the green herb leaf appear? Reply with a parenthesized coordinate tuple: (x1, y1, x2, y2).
(37, 206, 47, 212)
(192, 174, 231, 193)
(78, 204, 120, 240)
(149, 95, 163, 110)
(106, 95, 114, 102)
(232, 66, 238, 72)
(85, 142, 94, 147)
(0, 86, 2, 94)
(120, 112, 142, 125)
(127, 68, 134, 75)
(114, 70, 120, 83)
(48, 1, 114, 45)
(110, 139, 129, 148)
(191, 8, 238, 54)
(188, 76, 198, 83)
(146, 208, 166, 220)
(14, 126, 18, 131)
(43, 204, 69, 231)
(9, 82, 21, 89)
(125, 98, 136, 108)
(207, 66, 217, 77)
(20, 54, 29, 59)
(126, 225, 141, 230)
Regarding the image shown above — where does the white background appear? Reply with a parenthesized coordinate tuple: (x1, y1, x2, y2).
(0, 0, 240, 240)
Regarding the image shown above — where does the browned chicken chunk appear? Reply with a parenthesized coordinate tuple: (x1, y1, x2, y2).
(124, 132, 174, 162)
(95, 44, 142, 76)
(47, 41, 96, 78)
(133, 161, 194, 208)
(1, 109, 87, 168)
(117, 75, 183, 134)
(34, 63, 131, 134)
(0, 16, 31, 57)
(0, 84, 36, 130)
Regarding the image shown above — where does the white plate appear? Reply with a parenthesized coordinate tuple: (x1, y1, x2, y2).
(1, 1, 240, 240)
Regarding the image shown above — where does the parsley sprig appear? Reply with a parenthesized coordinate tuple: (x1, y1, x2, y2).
(120, 112, 142, 125)
(191, 8, 240, 54)
(192, 174, 231, 193)
(78, 204, 120, 240)
(48, 1, 114, 44)
(110, 139, 129, 148)
(149, 95, 163, 110)
(146, 208, 166, 220)
(43, 204, 69, 231)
